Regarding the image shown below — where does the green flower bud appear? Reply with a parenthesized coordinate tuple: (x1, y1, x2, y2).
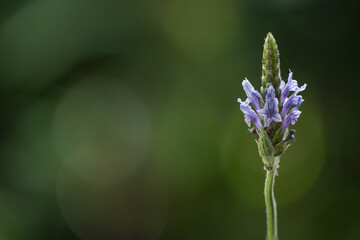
(261, 32, 281, 98)
(257, 130, 275, 169)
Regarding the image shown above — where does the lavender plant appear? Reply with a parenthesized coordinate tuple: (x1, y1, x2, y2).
(237, 33, 306, 240)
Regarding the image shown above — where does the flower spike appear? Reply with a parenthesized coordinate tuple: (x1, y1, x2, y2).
(237, 33, 306, 159)
(236, 32, 307, 240)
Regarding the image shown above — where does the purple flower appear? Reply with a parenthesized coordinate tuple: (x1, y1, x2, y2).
(242, 79, 263, 110)
(281, 93, 304, 116)
(280, 70, 306, 103)
(238, 33, 307, 160)
(281, 92, 304, 129)
(257, 86, 282, 127)
(237, 71, 305, 132)
(282, 108, 302, 130)
(237, 98, 262, 129)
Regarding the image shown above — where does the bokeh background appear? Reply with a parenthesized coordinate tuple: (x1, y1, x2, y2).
(0, 0, 359, 239)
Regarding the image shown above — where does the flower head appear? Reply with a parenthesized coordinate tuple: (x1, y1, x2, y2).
(236, 33, 306, 160)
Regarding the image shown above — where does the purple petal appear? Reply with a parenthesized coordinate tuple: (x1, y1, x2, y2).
(257, 86, 282, 127)
(237, 98, 262, 129)
(280, 70, 293, 103)
(280, 70, 306, 103)
(242, 79, 263, 110)
(295, 83, 307, 92)
(281, 94, 304, 116)
(282, 108, 302, 130)
(280, 80, 285, 90)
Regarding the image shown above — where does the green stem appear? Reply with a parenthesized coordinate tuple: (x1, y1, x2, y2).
(264, 160, 279, 240)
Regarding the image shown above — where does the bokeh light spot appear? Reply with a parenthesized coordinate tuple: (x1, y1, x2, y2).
(157, 0, 239, 62)
(57, 162, 167, 240)
(53, 75, 150, 157)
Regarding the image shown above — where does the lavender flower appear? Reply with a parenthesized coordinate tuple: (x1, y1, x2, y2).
(282, 108, 302, 130)
(237, 98, 262, 130)
(237, 76, 305, 133)
(280, 70, 306, 104)
(236, 33, 306, 159)
(236, 32, 307, 240)
(242, 79, 263, 110)
(281, 91, 304, 117)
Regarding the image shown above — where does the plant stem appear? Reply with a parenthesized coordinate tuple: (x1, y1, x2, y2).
(264, 159, 279, 240)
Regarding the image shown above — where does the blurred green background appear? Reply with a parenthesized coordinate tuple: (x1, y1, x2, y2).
(0, 0, 359, 239)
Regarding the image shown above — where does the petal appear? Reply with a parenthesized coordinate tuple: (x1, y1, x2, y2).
(242, 79, 263, 110)
(264, 117, 272, 128)
(256, 108, 266, 116)
(280, 80, 285, 90)
(273, 113, 282, 122)
(282, 109, 302, 130)
(280, 70, 293, 103)
(295, 83, 307, 93)
(265, 85, 276, 100)
(280, 70, 306, 104)
(238, 98, 263, 129)
(281, 94, 303, 116)
(257, 85, 281, 127)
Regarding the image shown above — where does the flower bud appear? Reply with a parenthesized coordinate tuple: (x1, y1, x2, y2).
(261, 32, 281, 98)
(257, 130, 275, 169)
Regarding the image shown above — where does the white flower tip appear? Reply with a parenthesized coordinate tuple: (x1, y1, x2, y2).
(242, 78, 249, 86)
(237, 98, 242, 103)
(268, 85, 275, 91)
(298, 83, 307, 92)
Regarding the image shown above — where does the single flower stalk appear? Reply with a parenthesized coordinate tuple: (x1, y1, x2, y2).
(237, 33, 306, 240)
